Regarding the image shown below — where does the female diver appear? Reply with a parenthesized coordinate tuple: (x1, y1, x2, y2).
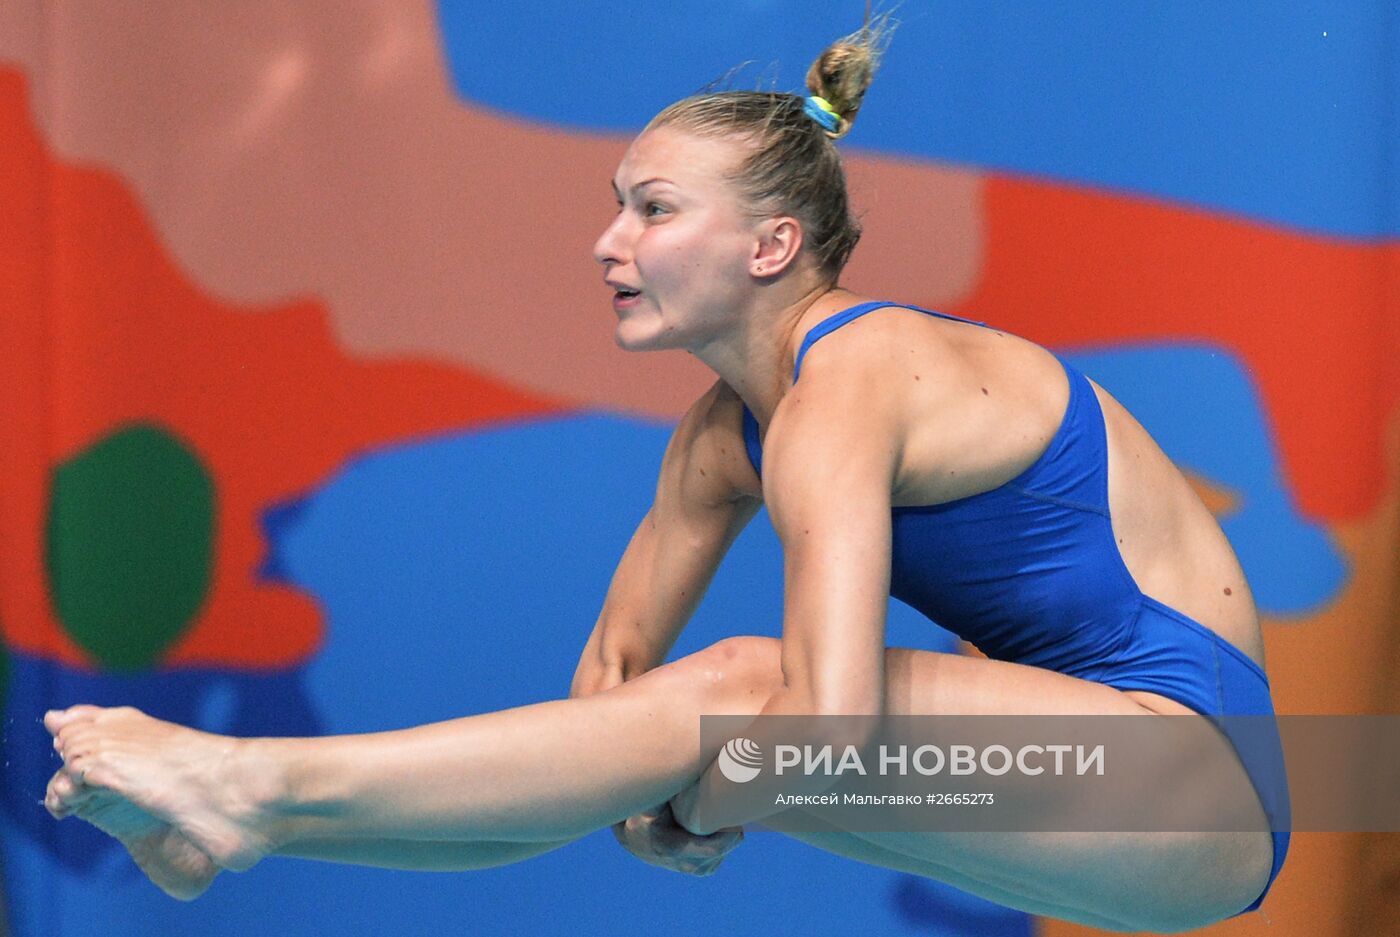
(44, 20, 1287, 933)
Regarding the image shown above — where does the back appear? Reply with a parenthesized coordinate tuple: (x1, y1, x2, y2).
(735, 301, 1265, 670)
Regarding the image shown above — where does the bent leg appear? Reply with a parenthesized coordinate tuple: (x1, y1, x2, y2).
(785, 648, 1274, 932)
(779, 827, 1133, 932)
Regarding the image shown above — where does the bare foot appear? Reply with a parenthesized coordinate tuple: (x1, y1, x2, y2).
(45, 705, 276, 872)
(46, 768, 220, 899)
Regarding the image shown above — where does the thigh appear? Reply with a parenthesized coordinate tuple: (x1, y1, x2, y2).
(846, 645, 1272, 929)
(776, 824, 1133, 930)
(881, 644, 1158, 716)
(683, 637, 1270, 928)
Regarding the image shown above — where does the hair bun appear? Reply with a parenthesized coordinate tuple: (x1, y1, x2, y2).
(804, 13, 895, 138)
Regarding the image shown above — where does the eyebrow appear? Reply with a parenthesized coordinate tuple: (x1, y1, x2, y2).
(610, 177, 676, 198)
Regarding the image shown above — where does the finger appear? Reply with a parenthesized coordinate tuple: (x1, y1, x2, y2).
(708, 829, 744, 852)
(157, 869, 217, 903)
(666, 826, 742, 857)
(689, 828, 742, 850)
(695, 824, 743, 842)
(676, 840, 734, 861)
(687, 855, 725, 877)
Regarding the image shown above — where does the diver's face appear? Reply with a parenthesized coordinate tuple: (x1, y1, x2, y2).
(593, 127, 759, 352)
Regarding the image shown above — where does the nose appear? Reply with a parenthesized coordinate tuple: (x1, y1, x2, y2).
(592, 210, 632, 268)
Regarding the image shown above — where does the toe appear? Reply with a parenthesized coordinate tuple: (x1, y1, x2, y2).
(46, 771, 86, 818)
(44, 705, 105, 734)
(55, 772, 97, 810)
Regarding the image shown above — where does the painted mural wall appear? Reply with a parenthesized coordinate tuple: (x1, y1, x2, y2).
(2, 3, 1395, 936)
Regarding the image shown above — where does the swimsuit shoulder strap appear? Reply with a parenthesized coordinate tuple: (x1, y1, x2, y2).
(793, 302, 990, 382)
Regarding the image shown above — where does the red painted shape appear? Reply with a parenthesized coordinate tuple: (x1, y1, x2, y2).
(0, 70, 568, 670)
(950, 177, 1399, 521)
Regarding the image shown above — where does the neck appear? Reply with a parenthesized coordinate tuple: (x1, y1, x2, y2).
(687, 281, 867, 428)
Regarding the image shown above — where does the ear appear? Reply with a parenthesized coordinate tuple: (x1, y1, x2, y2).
(749, 215, 804, 279)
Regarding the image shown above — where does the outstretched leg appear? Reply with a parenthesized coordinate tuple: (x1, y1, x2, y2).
(48, 768, 579, 899)
(48, 636, 1272, 930)
(47, 636, 781, 871)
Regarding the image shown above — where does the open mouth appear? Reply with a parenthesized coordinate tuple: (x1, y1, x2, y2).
(615, 288, 641, 299)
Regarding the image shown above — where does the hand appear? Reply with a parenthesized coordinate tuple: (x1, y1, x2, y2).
(569, 657, 628, 700)
(611, 802, 742, 876)
(668, 781, 706, 834)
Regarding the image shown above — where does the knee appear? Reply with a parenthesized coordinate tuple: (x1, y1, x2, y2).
(678, 636, 784, 709)
(1104, 831, 1273, 933)
(1185, 831, 1274, 930)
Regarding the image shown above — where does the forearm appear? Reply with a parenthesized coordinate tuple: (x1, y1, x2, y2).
(569, 626, 655, 699)
(574, 601, 692, 690)
(574, 494, 759, 689)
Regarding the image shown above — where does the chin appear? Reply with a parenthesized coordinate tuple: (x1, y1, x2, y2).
(614, 321, 683, 353)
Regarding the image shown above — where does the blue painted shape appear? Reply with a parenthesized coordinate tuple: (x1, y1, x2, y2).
(1061, 344, 1347, 615)
(436, 0, 1398, 238)
(257, 494, 313, 583)
(2, 412, 1026, 937)
(263, 411, 1022, 936)
(263, 412, 969, 723)
(0, 813, 1022, 937)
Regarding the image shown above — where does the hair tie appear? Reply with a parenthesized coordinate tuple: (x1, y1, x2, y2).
(803, 95, 842, 132)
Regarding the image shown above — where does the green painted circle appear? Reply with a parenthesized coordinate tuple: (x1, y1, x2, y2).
(46, 423, 215, 672)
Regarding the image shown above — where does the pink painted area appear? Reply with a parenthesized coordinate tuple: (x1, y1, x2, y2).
(0, 0, 982, 419)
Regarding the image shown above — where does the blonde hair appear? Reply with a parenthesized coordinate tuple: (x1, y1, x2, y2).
(645, 13, 895, 279)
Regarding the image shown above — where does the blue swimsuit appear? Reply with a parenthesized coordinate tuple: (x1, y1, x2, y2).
(739, 301, 1289, 914)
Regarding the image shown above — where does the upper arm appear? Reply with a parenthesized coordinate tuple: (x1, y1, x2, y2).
(589, 380, 761, 670)
(653, 379, 763, 524)
(762, 335, 908, 717)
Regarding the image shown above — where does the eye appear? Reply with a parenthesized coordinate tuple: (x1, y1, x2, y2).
(644, 202, 669, 218)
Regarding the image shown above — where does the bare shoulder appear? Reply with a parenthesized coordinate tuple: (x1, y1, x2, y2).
(796, 304, 967, 377)
(771, 304, 1082, 507)
(796, 305, 981, 405)
(765, 306, 972, 494)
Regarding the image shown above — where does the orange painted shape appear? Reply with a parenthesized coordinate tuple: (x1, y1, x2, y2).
(952, 177, 1400, 522)
(0, 70, 567, 671)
